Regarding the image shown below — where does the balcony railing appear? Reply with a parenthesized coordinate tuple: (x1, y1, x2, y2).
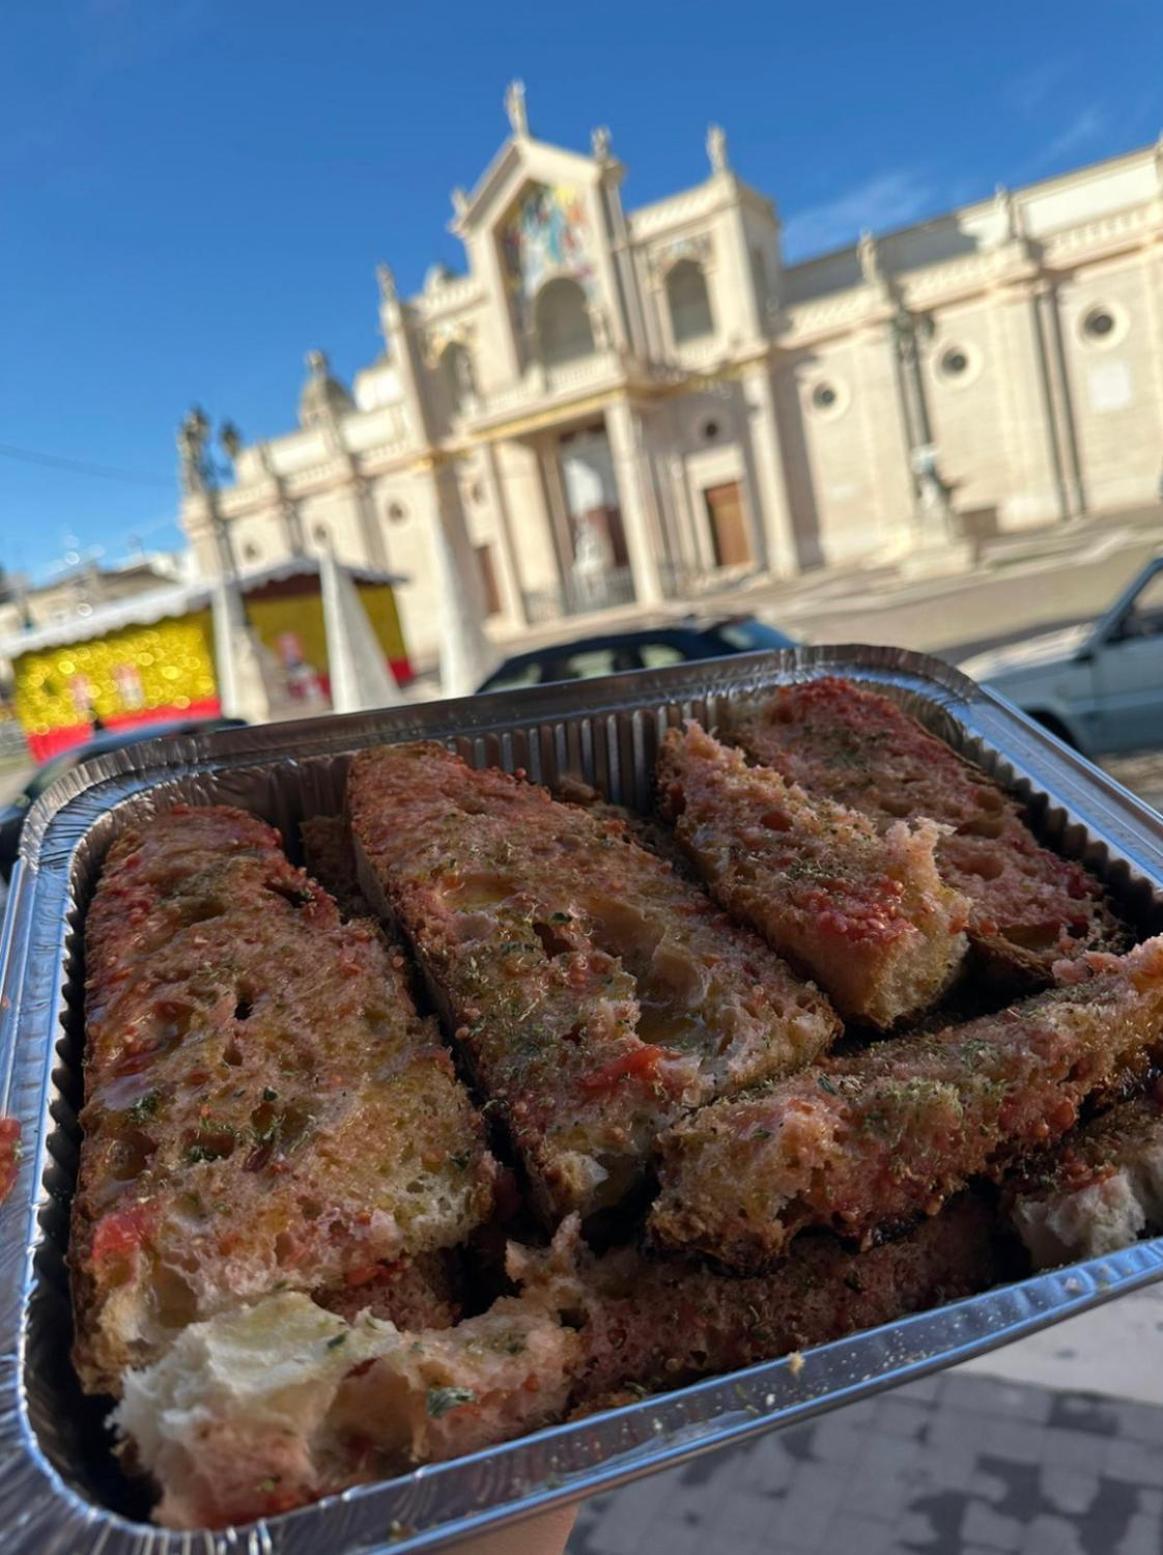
(523, 565, 637, 623)
(521, 559, 705, 624)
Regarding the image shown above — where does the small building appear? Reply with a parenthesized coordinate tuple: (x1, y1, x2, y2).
(179, 85, 1163, 670)
(0, 559, 408, 761)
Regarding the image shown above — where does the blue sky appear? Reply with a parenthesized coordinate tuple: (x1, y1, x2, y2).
(1, 0, 1159, 582)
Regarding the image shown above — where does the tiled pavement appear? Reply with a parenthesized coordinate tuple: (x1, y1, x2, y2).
(565, 1370, 1163, 1555)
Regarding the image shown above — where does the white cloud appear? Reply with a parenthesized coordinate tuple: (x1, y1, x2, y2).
(781, 170, 935, 260)
(1005, 59, 1071, 116)
(1023, 105, 1106, 174)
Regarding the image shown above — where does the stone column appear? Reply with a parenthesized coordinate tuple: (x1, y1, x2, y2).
(350, 472, 389, 570)
(430, 460, 497, 696)
(1025, 288, 1070, 520)
(739, 361, 798, 575)
(986, 280, 1067, 524)
(1140, 224, 1163, 444)
(464, 229, 524, 382)
(605, 399, 663, 606)
(377, 265, 437, 447)
(282, 499, 306, 558)
(851, 318, 914, 545)
(481, 441, 529, 628)
(1037, 283, 1085, 516)
(538, 435, 577, 598)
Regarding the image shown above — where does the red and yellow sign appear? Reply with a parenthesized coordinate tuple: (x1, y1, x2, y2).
(10, 578, 411, 761)
(13, 612, 220, 760)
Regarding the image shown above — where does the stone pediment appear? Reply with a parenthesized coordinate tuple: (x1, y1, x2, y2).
(450, 134, 611, 240)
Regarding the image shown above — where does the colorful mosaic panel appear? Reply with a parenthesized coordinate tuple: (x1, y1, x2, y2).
(500, 183, 594, 327)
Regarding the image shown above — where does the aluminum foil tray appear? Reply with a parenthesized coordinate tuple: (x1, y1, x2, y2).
(3, 644, 1163, 1554)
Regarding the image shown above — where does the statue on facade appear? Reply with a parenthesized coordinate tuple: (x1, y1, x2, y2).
(993, 183, 1024, 243)
(219, 420, 243, 463)
(910, 443, 953, 528)
(589, 304, 611, 351)
(706, 123, 729, 174)
(504, 79, 528, 137)
(571, 514, 612, 609)
(376, 261, 397, 305)
(453, 338, 477, 403)
(451, 186, 469, 220)
(857, 228, 882, 287)
(591, 125, 612, 162)
(177, 405, 211, 494)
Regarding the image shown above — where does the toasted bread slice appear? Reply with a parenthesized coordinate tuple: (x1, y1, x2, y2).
(657, 722, 970, 1027)
(514, 1195, 1002, 1410)
(729, 678, 1125, 983)
(71, 805, 495, 1395)
(114, 1288, 580, 1529)
(116, 1194, 999, 1528)
(1007, 1093, 1163, 1267)
(348, 742, 838, 1223)
(649, 937, 1163, 1272)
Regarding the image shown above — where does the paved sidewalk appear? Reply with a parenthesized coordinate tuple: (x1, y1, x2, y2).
(567, 1367, 1163, 1555)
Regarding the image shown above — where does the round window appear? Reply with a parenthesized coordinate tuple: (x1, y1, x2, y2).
(811, 383, 838, 411)
(1082, 307, 1116, 341)
(387, 502, 406, 523)
(941, 348, 969, 376)
(702, 419, 720, 442)
(313, 524, 329, 542)
(243, 542, 261, 562)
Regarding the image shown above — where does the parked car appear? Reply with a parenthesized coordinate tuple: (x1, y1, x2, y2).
(476, 615, 797, 694)
(0, 717, 246, 880)
(959, 551, 1163, 755)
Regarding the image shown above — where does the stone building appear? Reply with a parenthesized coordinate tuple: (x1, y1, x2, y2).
(180, 84, 1163, 669)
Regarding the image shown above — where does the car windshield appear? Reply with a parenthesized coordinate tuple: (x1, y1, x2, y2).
(714, 619, 795, 651)
(479, 661, 542, 693)
(1120, 567, 1163, 639)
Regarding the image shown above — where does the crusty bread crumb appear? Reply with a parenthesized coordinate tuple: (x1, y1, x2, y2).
(348, 742, 837, 1222)
(650, 936, 1163, 1272)
(115, 1290, 579, 1529)
(729, 678, 1125, 984)
(117, 1195, 1000, 1529)
(1009, 1093, 1163, 1266)
(656, 722, 969, 1028)
(72, 805, 495, 1395)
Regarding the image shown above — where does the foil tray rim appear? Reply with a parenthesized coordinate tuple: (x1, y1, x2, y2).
(2, 642, 1162, 1554)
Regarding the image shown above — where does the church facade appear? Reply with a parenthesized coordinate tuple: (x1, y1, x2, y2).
(180, 85, 1163, 669)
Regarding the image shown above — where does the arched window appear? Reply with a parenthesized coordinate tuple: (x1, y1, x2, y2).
(535, 277, 594, 367)
(667, 258, 714, 345)
(439, 341, 473, 415)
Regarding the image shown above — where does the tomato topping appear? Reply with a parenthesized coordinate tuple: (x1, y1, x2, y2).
(343, 1262, 381, 1288)
(91, 1202, 152, 1271)
(580, 1045, 665, 1094)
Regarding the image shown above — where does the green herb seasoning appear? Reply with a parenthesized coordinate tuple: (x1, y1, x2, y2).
(426, 1385, 477, 1419)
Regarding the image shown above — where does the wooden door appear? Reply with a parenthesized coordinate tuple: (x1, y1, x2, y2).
(475, 543, 502, 617)
(704, 481, 751, 567)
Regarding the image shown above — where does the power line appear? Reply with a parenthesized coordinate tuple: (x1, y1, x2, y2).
(0, 441, 172, 489)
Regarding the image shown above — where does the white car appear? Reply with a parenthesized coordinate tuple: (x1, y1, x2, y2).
(960, 552, 1163, 756)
